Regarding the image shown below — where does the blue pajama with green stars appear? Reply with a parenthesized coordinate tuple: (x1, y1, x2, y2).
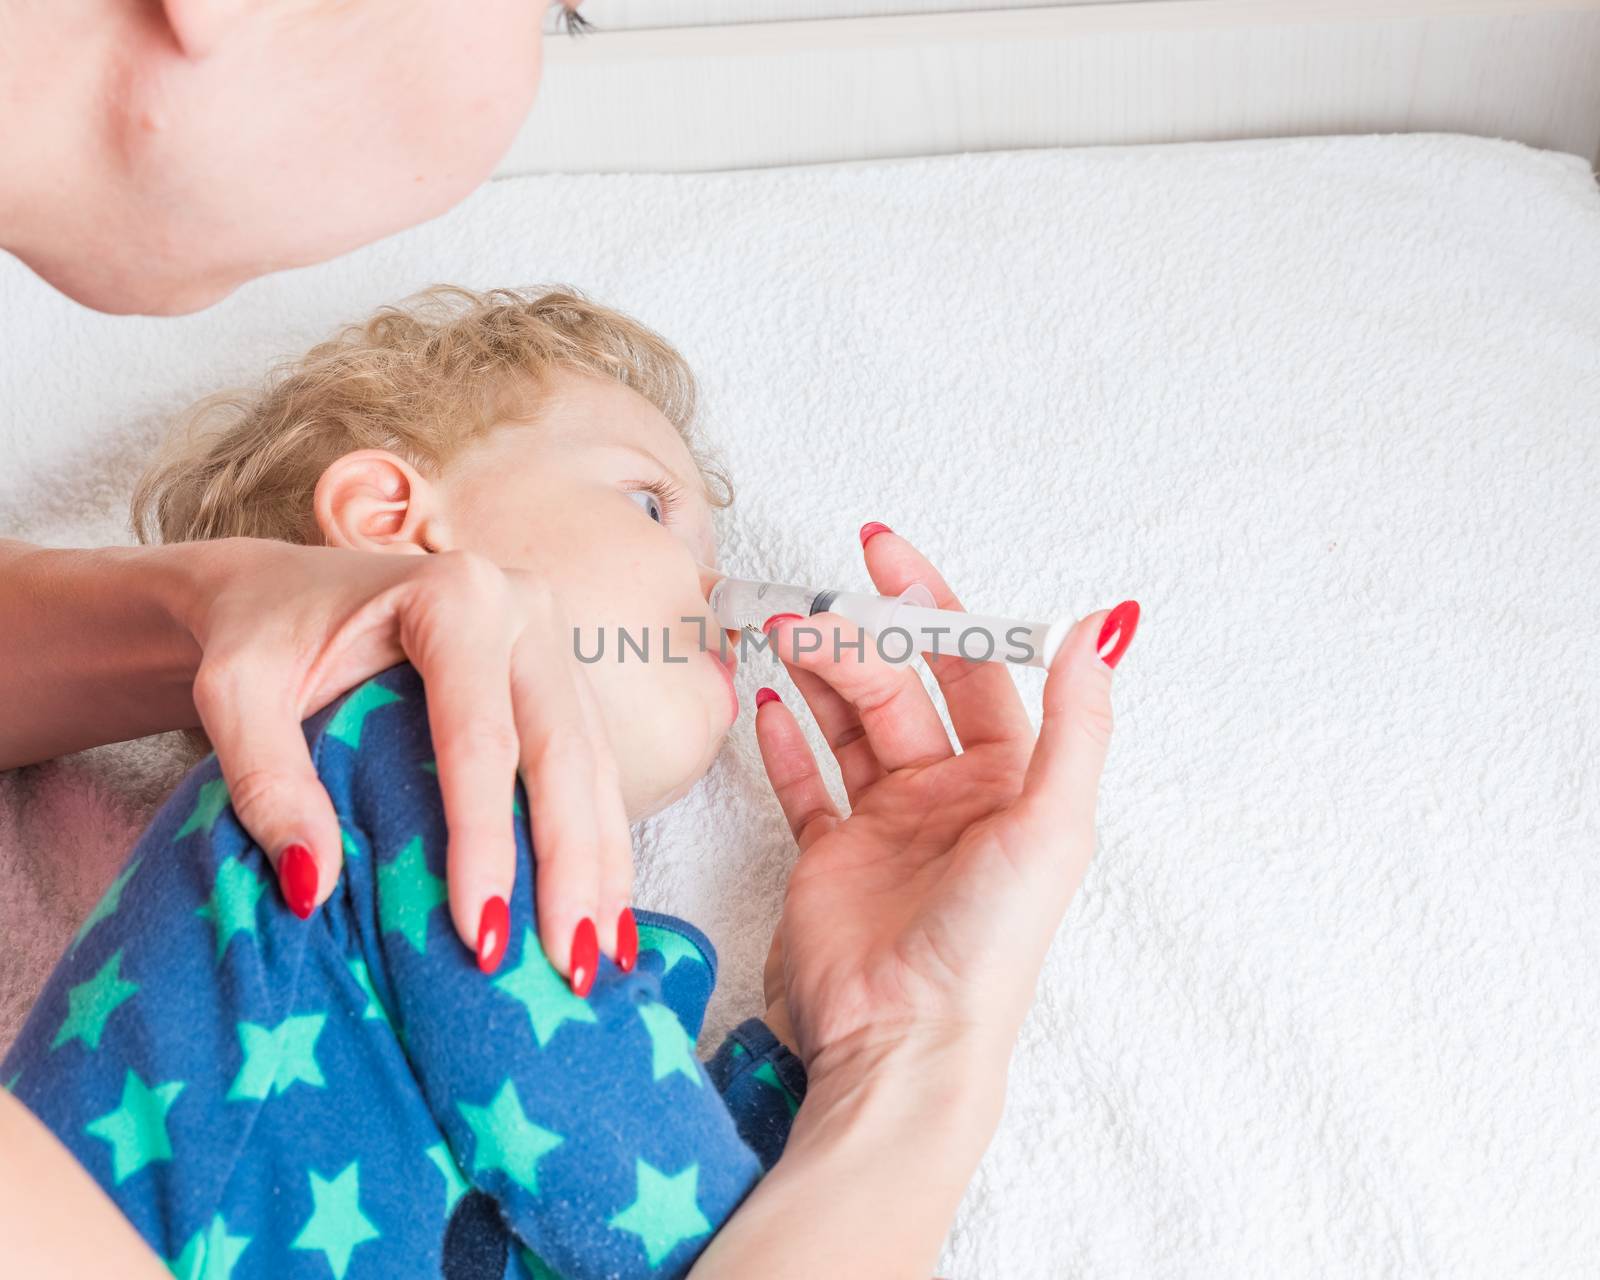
(2, 661, 807, 1279)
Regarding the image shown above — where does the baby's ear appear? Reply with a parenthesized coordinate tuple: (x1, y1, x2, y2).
(313, 450, 442, 556)
(160, 0, 257, 60)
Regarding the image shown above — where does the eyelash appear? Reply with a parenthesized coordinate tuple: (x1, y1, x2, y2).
(629, 476, 684, 520)
(553, 4, 596, 36)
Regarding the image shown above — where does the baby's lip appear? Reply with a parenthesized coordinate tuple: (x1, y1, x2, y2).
(712, 634, 740, 679)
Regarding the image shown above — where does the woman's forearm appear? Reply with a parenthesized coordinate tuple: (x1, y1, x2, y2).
(0, 539, 206, 768)
(692, 1029, 1009, 1278)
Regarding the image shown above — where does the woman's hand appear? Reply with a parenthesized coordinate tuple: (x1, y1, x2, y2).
(180, 537, 631, 988)
(752, 526, 1138, 1077)
(759, 923, 798, 1054)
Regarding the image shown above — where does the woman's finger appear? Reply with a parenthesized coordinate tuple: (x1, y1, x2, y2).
(503, 591, 620, 996)
(560, 642, 635, 972)
(398, 554, 525, 970)
(191, 649, 344, 919)
(762, 611, 953, 773)
(1011, 602, 1139, 904)
(857, 523, 1032, 750)
(764, 643, 885, 802)
(752, 687, 842, 852)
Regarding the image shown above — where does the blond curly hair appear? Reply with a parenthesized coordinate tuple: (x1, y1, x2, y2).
(132, 284, 732, 547)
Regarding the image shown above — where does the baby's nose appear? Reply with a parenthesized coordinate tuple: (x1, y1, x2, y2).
(695, 561, 724, 603)
(694, 562, 742, 650)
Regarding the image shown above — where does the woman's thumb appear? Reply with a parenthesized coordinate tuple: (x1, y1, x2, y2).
(192, 659, 344, 919)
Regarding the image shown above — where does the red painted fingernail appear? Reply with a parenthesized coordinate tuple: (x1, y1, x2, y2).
(1096, 600, 1141, 669)
(477, 896, 509, 974)
(755, 687, 781, 708)
(761, 613, 803, 636)
(278, 843, 318, 920)
(616, 907, 638, 973)
(569, 916, 598, 997)
(859, 521, 892, 547)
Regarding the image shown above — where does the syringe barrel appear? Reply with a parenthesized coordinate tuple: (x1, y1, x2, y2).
(709, 576, 1068, 669)
(826, 592, 1066, 669)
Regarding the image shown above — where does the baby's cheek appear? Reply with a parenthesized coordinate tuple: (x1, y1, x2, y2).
(596, 653, 720, 806)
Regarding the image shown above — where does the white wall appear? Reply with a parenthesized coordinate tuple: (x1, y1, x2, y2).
(509, 1, 1600, 174)
(570, 0, 1155, 29)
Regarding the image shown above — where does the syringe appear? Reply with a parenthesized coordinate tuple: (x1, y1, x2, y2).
(708, 576, 1072, 669)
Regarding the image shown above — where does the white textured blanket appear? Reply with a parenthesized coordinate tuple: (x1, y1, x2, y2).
(3, 134, 1598, 1277)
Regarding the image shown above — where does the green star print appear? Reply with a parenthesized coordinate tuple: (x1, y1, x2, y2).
(493, 927, 599, 1048)
(635, 1000, 703, 1088)
(176, 777, 231, 839)
(519, 1246, 563, 1279)
(70, 857, 142, 953)
(227, 1013, 327, 1101)
(195, 855, 266, 964)
(607, 1159, 712, 1267)
(347, 955, 392, 1026)
(51, 949, 138, 1052)
(378, 835, 446, 955)
(458, 1079, 564, 1195)
(85, 1069, 185, 1185)
(426, 1142, 469, 1216)
(169, 1212, 251, 1280)
(326, 681, 402, 749)
(291, 1162, 381, 1280)
(753, 1061, 800, 1117)
(636, 923, 706, 977)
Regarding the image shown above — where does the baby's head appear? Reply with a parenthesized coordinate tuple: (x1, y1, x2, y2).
(134, 285, 740, 820)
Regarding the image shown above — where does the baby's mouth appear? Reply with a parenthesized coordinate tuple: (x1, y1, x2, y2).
(703, 629, 741, 723)
(701, 622, 739, 677)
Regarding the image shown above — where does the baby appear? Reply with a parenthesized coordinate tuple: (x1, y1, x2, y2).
(1, 287, 806, 1279)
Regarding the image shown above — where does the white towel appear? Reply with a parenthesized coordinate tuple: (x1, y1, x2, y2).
(3, 133, 1598, 1277)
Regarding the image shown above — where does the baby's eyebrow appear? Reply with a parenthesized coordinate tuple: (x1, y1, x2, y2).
(599, 442, 717, 561)
(606, 442, 701, 500)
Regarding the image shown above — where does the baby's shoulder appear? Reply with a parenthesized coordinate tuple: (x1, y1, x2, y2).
(104, 664, 423, 897)
(297, 662, 451, 866)
(304, 667, 725, 1036)
(302, 662, 430, 806)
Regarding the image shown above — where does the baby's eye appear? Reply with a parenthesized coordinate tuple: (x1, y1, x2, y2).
(627, 489, 664, 523)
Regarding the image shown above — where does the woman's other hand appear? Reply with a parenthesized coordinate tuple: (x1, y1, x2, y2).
(760, 922, 798, 1054)
(180, 537, 631, 987)
(752, 526, 1138, 1079)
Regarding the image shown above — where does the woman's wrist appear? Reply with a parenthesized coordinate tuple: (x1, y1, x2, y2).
(761, 996, 798, 1057)
(795, 1022, 1007, 1156)
(153, 535, 239, 643)
(0, 539, 205, 766)
(691, 1025, 1007, 1277)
